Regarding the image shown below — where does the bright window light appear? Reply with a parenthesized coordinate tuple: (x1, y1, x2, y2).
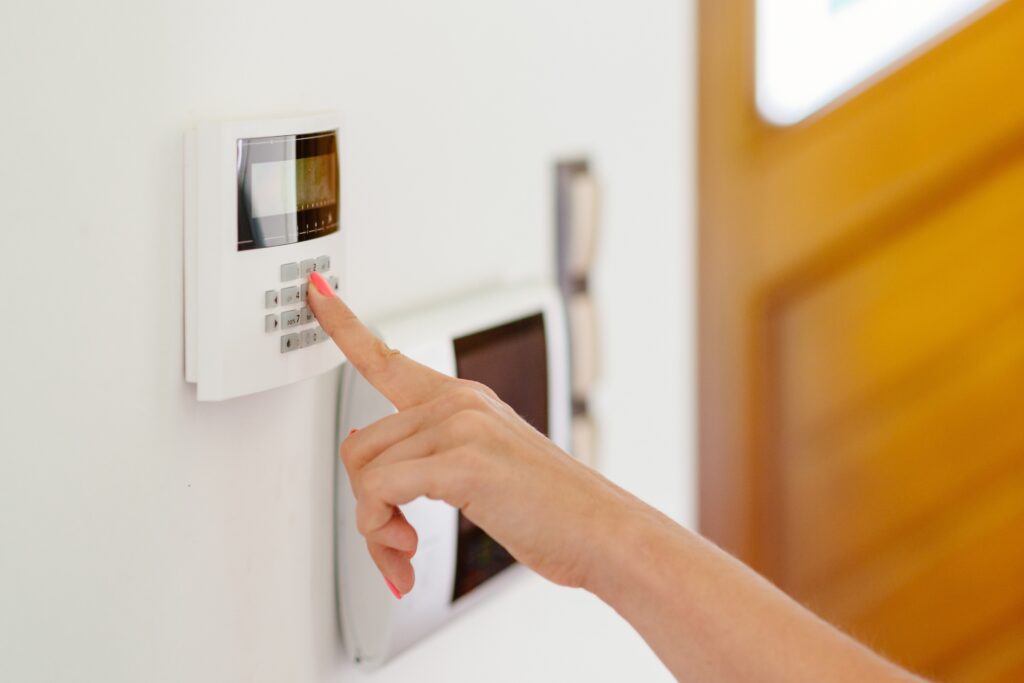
(757, 0, 1001, 126)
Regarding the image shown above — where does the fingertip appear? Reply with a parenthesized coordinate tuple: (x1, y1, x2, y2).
(393, 561, 416, 595)
(309, 271, 334, 297)
(369, 543, 416, 597)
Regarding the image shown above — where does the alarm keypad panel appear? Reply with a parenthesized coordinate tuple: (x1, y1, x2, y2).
(185, 112, 347, 401)
(265, 256, 338, 353)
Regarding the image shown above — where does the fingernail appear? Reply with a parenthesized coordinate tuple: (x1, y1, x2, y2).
(348, 428, 359, 437)
(310, 271, 333, 297)
(385, 577, 402, 600)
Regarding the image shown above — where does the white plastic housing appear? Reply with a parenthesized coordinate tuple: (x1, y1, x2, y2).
(335, 284, 571, 668)
(184, 112, 347, 400)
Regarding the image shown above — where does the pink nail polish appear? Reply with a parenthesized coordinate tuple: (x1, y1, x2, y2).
(310, 271, 333, 297)
(348, 428, 359, 437)
(385, 577, 402, 600)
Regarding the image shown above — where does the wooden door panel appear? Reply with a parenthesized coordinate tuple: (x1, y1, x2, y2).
(939, 621, 1024, 683)
(700, 1, 1024, 680)
(805, 462, 1024, 677)
(774, 158, 1024, 589)
(785, 307, 1024, 590)
(756, 4, 1024, 277)
(776, 157, 1024, 439)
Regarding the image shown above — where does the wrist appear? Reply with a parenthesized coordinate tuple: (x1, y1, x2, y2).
(579, 486, 687, 608)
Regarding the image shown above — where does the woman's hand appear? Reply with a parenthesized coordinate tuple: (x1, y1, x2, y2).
(308, 274, 929, 683)
(307, 273, 639, 596)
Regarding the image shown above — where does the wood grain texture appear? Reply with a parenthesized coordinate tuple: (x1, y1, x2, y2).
(698, 1, 1024, 680)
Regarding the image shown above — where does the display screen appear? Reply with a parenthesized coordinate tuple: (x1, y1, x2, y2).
(451, 313, 549, 601)
(237, 130, 339, 251)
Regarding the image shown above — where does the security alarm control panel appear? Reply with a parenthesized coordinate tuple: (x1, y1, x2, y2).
(335, 285, 571, 667)
(184, 113, 346, 401)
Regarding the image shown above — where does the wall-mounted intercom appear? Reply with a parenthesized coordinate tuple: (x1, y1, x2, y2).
(335, 284, 570, 667)
(184, 112, 347, 401)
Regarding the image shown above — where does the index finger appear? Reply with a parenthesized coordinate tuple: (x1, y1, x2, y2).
(307, 272, 451, 409)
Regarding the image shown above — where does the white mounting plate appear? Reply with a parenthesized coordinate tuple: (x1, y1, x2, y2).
(184, 112, 347, 401)
(335, 284, 571, 668)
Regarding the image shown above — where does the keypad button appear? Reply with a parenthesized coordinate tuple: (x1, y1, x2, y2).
(304, 326, 328, 346)
(282, 309, 302, 329)
(265, 290, 280, 308)
(281, 333, 300, 353)
(300, 306, 314, 324)
(328, 275, 340, 292)
(280, 262, 300, 282)
(282, 286, 300, 306)
(265, 314, 280, 333)
(299, 283, 308, 302)
(300, 259, 317, 276)
(316, 255, 330, 272)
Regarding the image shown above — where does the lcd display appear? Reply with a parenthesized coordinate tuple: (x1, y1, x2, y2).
(237, 130, 339, 251)
(451, 313, 549, 601)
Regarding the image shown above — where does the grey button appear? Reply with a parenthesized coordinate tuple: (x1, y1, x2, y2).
(305, 326, 327, 346)
(300, 259, 316, 276)
(280, 333, 300, 353)
(300, 306, 314, 324)
(299, 283, 308, 302)
(282, 309, 302, 329)
(282, 286, 300, 305)
(328, 275, 340, 292)
(264, 314, 280, 333)
(316, 255, 330, 272)
(265, 290, 280, 308)
(280, 262, 300, 282)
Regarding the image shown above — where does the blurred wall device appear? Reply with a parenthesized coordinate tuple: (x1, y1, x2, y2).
(184, 112, 347, 400)
(336, 285, 570, 667)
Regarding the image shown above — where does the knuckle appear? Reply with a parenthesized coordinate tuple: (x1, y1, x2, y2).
(366, 337, 401, 375)
(361, 468, 385, 498)
(421, 467, 447, 502)
(339, 438, 358, 467)
(447, 409, 488, 441)
(355, 504, 375, 536)
(445, 382, 495, 413)
(462, 380, 499, 402)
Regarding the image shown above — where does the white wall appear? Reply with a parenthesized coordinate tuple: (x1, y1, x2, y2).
(0, 1, 693, 681)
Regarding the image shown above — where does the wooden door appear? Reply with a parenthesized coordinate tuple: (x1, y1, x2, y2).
(698, 2, 1024, 681)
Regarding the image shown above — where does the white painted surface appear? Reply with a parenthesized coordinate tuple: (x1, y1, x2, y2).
(0, 1, 692, 681)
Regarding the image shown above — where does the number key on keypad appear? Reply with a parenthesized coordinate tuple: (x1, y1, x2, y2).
(282, 309, 301, 329)
(281, 333, 300, 353)
(282, 286, 300, 305)
(280, 262, 300, 282)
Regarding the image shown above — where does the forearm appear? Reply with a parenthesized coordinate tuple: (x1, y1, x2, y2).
(583, 500, 927, 682)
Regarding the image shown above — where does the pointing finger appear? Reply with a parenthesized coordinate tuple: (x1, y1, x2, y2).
(307, 272, 451, 409)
